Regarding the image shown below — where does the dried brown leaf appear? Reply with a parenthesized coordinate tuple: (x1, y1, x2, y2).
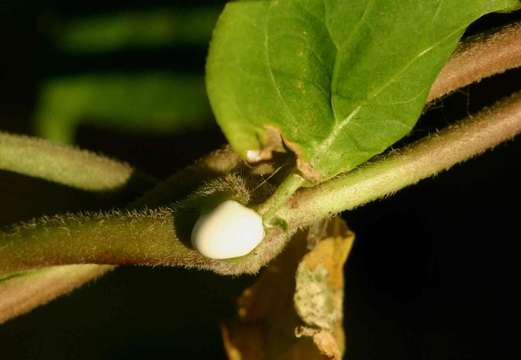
(222, 217, 354, 360)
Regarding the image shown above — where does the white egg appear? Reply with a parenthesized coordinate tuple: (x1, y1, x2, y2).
(246, 149, 262, 162)
(191, 200, 265, 259)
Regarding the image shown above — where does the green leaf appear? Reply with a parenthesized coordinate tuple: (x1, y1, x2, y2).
(206, 0, 520, 180)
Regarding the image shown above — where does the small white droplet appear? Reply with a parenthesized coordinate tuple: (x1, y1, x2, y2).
(191, 200, 265, 259)
(246, 150, 262, 163)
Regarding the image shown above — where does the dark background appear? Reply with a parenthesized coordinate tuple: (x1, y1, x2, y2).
(0, 1, 520, 359)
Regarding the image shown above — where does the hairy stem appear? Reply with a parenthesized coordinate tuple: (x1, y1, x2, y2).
(0, 145, 245, 323)
(248, 22, 521, 222)
(2, 91, 521, 280)
(0, 131, 146, 191)
(256, 172, 306, 224)
(0, 209, 187, 274)
(0, 265, 113, 324)
(428, 22, 521, 101)
(0, 208, 287, 276)
(2, 21, 521, 323)
(282, 91, 521, 227)
(0, 131, 156, 323)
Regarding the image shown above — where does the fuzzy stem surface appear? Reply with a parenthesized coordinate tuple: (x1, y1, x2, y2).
(428, 22, 521, 101)
(282, 91, 521, 227)
(0, 131, 138, 191)
(256, 172, 306, 223)
(2, 22, 521, 323)
(0, 265, 113, 324)
(0, 131, 153, 323)
(2, 92, 521, 278)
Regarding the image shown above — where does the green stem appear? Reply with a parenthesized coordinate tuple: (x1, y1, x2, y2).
(281, 91, 521, 227)
(2, 21, 521, 322)
(0, 145, 243, 324)
(0, 131, 142, 191)
(0, 131, 156, 323)
(255, 171, 306, 223)
(256, 23, 521, 225)
(0, 208, 285, 276)
(0, 265, 113, 324)
(1, 91, 521, 285)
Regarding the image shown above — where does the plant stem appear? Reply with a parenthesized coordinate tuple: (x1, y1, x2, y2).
(0, 145, 244, 324)
(255, 22, 521, 222)
(428, 22, 521, 101)
(281, 91, 521, 228)
(2, 21, 521, 323)
(255, 171, 306, 223)
(0, 265, 113, 324)
(1, 91, 520, 283)
(0, 131, 145, 191)
(0, 131, 157, 323)
(0, 207, 287, 276)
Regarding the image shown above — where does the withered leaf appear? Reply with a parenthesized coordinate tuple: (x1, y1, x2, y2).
(222, 217, 354, 360)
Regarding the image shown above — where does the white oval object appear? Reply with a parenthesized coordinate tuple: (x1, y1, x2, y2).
(191, 200, 265, 259)
(246, 149, 262, 162)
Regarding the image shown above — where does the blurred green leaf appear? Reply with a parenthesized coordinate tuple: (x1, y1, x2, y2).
(34, 73, 211, 143)
(49, 7, 221, 53)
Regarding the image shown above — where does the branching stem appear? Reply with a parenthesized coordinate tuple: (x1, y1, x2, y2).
(256, 21, 521, 222)
(2, 91, 521, 278)
(256, 172, 306, 223)
(0, 131, 155, 323)
(2, 20, 521, 324)
(281, 91, 521, 227)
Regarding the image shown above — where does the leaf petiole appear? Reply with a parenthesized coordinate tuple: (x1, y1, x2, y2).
(256, 171, 306, 225)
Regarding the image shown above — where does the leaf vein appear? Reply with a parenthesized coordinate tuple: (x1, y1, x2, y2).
(264, 3, 300, 131)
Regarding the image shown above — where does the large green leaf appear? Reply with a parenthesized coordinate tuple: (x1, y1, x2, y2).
(207, 0, 520, 180)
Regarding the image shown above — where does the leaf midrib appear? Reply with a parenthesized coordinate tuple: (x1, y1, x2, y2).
(259, 0, 483, 175)
(313, 12, 469, 167)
